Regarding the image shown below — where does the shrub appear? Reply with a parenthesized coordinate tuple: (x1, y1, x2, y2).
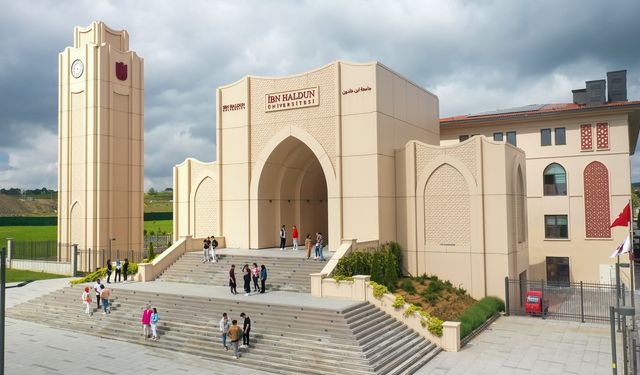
(420, 289, 438, 305)
(392, 294, 406, 309)
(369, 281, 389, 299)
(458, 296, 505, 338)
(148, 242, 155, 259)
(400, 278, 416, 294)
(403, 304, 421, 317)
(415, 273, 428, 284)
(333, 242, 403, 290)
(418, 311, 444, 337)
(332, 275, 354, 283)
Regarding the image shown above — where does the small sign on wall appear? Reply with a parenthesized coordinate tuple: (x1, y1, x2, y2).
(265, 87, 319, 112)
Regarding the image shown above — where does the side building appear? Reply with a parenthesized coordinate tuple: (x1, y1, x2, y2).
(440, 71, 640, 284)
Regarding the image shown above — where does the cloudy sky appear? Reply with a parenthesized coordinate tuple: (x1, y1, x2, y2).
(1, 0, 639, 190)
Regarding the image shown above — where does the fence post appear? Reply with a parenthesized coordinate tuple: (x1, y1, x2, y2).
(541, 280, 546, 320)
(504, 277, 510, 316)
(1, 247, 5, 375)
(71, 244, 78, 277)
(580, 281, 585, 323)
(633, 338, 638, 375)
(6, 239, 12, 269)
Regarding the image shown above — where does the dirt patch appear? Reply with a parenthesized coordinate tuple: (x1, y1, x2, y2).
(396, 278, 476, 321)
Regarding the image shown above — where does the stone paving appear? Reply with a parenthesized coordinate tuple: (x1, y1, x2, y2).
(418, 316, 623, 375)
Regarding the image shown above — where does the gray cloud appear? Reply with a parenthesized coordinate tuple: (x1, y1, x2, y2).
(1, 0, 639, 190)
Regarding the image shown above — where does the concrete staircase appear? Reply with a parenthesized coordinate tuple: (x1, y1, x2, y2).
(157, 252, 326, 293)
(8, 286, 440, 375)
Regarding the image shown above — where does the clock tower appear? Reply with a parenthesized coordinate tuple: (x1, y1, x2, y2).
(58, 21, 144, 270)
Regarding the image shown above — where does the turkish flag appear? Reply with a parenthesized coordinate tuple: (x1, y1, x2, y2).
(611, 203, 631, 228)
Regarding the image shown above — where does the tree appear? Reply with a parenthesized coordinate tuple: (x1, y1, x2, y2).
(147, 187, 157, 194)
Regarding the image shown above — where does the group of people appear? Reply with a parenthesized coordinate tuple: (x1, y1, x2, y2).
(81, 279, 112, 316)
(141, 304, 160, 341)
(202, 236, 219, 263)
(280, 225, 327, 261)
(229, 263, 267, 296)
(105, 258, 130, 283)
(219, 312, 251, 359)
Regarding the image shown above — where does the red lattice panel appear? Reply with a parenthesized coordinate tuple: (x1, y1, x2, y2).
(584, 161, 611, 238)
(596, 123, 609, 149)
(580, 124, 593, 150)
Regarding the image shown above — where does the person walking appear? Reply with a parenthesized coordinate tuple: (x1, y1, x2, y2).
(292, 225, 299, 251)
(106, 259, 113, 283)
(240, 312, 251, 348)
(279, 225, 286, 251)
(260, 265, 267, 294)
(99, 284, 111, 314)
(202, 237, 210, 263)
(141, 304, 153, 339)
(122, 258, 129, 283)
(305, 234, 313, 260)
(210, 235, 219, 262)
(229, 264, 238, 295)
(114, 259, 122, 283)
(82, 287, 92, 316)
(251, 263, 260, 292)
(219, 312, 230, 351)
(228, 319, 242, 359)
(150, 307, 159, 341)
(242, 264, 251, 296)
(93, 279, 102, 309)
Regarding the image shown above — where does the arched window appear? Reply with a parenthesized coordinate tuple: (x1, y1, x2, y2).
(543, 163, 567, 196)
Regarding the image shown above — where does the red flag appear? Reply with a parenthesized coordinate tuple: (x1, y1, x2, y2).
(611, 203, 631, 228)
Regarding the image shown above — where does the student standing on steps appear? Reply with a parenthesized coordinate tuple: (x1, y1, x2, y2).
(150, 307, 159, 340)
(106, 259, 113, 283)
(305, 234, 313, 260)
(219, 312, 230, 351)
(122, 258, 129, 283)
(228, 319, 242, 359)
(251, 263, 260, 292)
(260, 264, 268, 293)
(242, 264, 251, 296)
(210, 235, 218, 262)
(141, 304, 153, 339)
(240, 312, 251, 348)
(93, 279, 102, 309)
(82, 287, 92, 316)
(229, 264, 238, 295)
(114, 259, 122, 283)
(202, 237, 210, 263)
(279, 225, 286, 251)
(292, 225, 299, 250)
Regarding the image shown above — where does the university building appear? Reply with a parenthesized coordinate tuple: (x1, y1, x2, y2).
(440, 72, 640, 284)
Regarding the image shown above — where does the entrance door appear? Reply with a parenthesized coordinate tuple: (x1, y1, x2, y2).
(546, 256, 570, 287)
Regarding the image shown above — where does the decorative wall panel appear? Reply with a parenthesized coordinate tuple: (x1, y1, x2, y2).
(596, 123, 609, 150)
(194, 177, 218, 238)
(584, 161, 611, 238)
(424, 164, 470, 245)
(580, 124, 593, 151)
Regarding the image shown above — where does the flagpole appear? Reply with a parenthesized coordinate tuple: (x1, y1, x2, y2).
(629, 197, 635, 331)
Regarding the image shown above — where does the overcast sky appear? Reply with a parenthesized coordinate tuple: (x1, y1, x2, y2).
(1, 0, 639, 190)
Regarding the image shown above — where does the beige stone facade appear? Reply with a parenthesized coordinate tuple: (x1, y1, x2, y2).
(173, 61, 525, 300)
(58, 21, 144, 268)
(441, 102, 640, 284)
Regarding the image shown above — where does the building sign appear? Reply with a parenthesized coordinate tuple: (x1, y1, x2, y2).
(265, 87, 319, 112)
(222, 102, 246, 112)
(342, 86, 372, 95)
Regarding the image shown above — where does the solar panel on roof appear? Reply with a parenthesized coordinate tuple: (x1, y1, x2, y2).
(468, 104, 545, 117)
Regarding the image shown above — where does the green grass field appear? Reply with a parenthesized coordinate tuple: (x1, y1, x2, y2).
(6, 269, 67, 283)
(0, 220, 172, 242)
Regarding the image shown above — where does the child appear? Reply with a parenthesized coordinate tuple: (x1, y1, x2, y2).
(141, 304, 153, 339)
(82, 287, 92, 316)
(150, 307, 159, 341)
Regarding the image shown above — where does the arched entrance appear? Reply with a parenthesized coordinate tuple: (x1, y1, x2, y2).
(256, 136, 328, 248)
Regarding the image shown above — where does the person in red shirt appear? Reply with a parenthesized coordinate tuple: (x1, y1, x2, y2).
(292, 225, 299, 251)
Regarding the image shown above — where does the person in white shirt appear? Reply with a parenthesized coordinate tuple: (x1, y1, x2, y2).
(219, 312, 231, 351)
(93, 279, 102, 309)
(81, 287, 92, 316)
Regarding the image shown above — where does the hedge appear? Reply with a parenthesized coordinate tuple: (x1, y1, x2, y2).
(332, 242, 402, 291)
(0, 212, 172, 226)
(458, 296, 505, 338)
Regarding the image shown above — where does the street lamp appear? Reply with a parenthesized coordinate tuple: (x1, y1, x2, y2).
(109, 237, 116, 257)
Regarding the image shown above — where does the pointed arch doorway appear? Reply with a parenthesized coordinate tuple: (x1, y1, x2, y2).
(255, 136, 328, 248)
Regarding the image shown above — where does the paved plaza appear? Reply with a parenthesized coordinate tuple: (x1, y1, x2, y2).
(4, 277, 630, 374)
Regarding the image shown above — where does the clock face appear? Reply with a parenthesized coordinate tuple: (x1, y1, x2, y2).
(71, 59, 84, 78)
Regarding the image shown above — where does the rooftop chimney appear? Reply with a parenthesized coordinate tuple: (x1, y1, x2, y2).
(585, 79, 606, 106)
(607, 70, 627, 102)
(572, 89, 587, 105)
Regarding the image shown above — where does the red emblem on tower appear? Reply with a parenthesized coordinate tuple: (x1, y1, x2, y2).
(115, 62, 128, 81)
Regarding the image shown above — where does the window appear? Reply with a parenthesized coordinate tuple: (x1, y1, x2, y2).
(493, 132, 504, 142)
(555, 127, 566, 145)
(541, 128, 551, 146)
(543, 163, 567, 195)
(506, 131, 517, 146)
(459, 135, 469, 142)
(545, 215, 568, 239)
(546, 256, 570, 286)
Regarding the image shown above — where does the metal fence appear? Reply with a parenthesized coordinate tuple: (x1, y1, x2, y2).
(12, 240, 57, 261)
(504, 277, 627, 323)
(144, 235, 172, 253)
